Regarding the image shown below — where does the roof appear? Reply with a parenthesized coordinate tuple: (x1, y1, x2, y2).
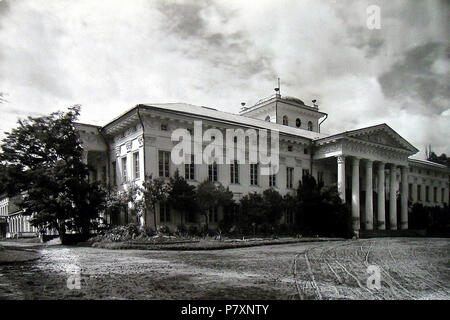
(408, 158, 449, 169)
(102, 102, 329, 140)
(315, 123, 419, 154)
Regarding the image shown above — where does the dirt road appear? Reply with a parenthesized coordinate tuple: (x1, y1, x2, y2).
(0, 238, 448, 299)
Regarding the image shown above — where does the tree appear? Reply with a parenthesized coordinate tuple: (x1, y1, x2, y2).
(141, 175, 170, 231)
(0, 106, 106, 242)
(261, 188, 284, 225)
(167, 170, 197, 226)
(196, 180, 234, 231)
(238, 192, 264, 234)
(295, 174, 351, 237)
(427, 151, 450, 167)
(104, 183, 142, 226)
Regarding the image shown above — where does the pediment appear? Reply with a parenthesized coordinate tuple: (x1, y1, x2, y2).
(346, 124, 418, 154)
(353, 131, 402, 148)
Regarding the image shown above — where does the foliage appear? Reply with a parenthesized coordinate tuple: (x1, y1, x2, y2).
(167, 170, 197, 225)
(90, 223, 153, 243)
(141, 175, 170, 231)
(295, 174, 351, 237)
(195, 180, 235, 230)
(426, 148, 450, 167)
(409, 203, 450, 236)
(0, 106, 106, 241)
(104, 183, 142, 225)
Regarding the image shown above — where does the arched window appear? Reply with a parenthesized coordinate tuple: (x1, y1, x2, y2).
(308, 121, 313, 131)
(265, 116, 271, 122)
(282, 115, 288, 126)
(295, 118, 301, 128)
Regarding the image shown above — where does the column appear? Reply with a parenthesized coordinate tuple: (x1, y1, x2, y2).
(352, 158, 360, 232)
(400, 166, 408, 229)
(377, 162, 386, 230)
(365, 160, 373, 230)
(337, 156, 346, 203)
(412, 183, 417, 203)
(389, 164, 397, 230)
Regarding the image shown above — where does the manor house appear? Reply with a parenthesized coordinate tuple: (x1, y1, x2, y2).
(1, 92, 448, 238)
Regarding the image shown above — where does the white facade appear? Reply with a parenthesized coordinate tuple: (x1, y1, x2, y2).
(0, 195, 39, 238)
(76, 93, 449, 233)
(2, 94, 448, 236)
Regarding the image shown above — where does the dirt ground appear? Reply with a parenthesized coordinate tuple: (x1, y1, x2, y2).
(0, 238, 448, 300)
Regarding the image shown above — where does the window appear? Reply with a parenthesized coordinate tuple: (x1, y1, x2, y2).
(133, 152, 140, 180)
(442, 188, 445, 203)
(160, 123, 168, 131)
(426, 186, 430, 202)
(269, 170, 276, 187)
(418, 185, 422, 201)
(250, 164, 258, 186)
(185, 155, 195, 180)
(302, 169, 309, 177)
(296, 118, 301, 128)
(187, 128, 193, 136)
(433, 187, 437, 202)
(283, 115, 288, 126)
(308, 121, 313, 131)
(121, 157, 127, 183)
(208, 162, 218, 182)
(304, 147, 308, 155)
(101, 166, 107, 183)
(208, 206, 218, 223)
(158, 151, 170, 178)
(408, 183, 412, 201)
(287, 145, 293, 152)
(160, 203, 170, 223)
(112, 161, 117, 185)
(265, 116, 271, 122)
(287, 167, 294, 189)
(186, 211, 196, 223)
(286, 208, 294, 225)
(230, 161, 239, 184)
(317, 171, 324, 184)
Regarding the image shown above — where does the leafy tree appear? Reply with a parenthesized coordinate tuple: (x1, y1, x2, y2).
(141, 175, 170, 231)
(0, 106, 106, 242)
(296, 174, 351, 237)
(167, 170, 197, 226)
(104, 183, 142, 226)
(261, 188, 284, 225)
(196, 180, 234, 231)
(238, 192, 264, 234)
(427, 151, 450, 167)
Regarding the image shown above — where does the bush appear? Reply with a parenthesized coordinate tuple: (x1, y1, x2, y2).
(188, 225, 199, 236)
(157, 225, 171, 235)
(410, 203, 450, 236)
(90, 223, 144, 243)
(175, 224, 187, 236)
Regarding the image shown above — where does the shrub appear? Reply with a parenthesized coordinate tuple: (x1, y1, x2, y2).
(188, 225, 199, 236)
(175, 224, 187, 236)
(157, 225, 171, 235)
(410, 203, 450, 236)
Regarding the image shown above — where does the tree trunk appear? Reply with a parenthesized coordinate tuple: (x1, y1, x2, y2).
(153, 204, 157, 232)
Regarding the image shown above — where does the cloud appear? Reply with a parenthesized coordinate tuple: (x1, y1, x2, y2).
(0, 0, 448, 157)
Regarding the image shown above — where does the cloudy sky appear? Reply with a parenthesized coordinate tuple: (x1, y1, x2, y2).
(0, 0, 448, 158)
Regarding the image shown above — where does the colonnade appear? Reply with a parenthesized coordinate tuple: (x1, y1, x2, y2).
(337, 156, 408, 232)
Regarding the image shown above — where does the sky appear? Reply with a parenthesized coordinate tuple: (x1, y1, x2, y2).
(0, 0, 449, 159)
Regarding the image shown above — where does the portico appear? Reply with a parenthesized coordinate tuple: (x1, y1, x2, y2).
(314, 124, 419, 234)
